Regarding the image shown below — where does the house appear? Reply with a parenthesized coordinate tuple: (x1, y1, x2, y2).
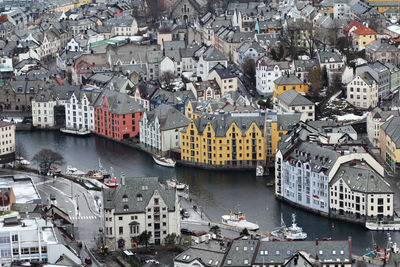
(272, 74, 309, 98)
(131, 82, 158, 111)
(65, 37, 83, 52)
(365, 39, 400, 66)
(351, 24, 378, 51)
(367, 107, 399, 147)
(317, 49, 346, 72)
(106, 15, 138, 37)
(139, 104, 190, 153)
(256, 57, 291, 97)
(236, 40, 266, 66)
(208, 66, 237, 95)
(103, 176, 180, 250)
(356, 62, 391, 99)
(292, 59, 319, 82)
(150, 89, 195, 112)
(275, 89, 315, 121)
(64, 89, 101, 133)
(346, 72, 379, 109)
(380, 116, 400, 173)
(31, 90, 57, 128)
(0, 188, 15, 212)
(196, 47, 228, 81)
(186, 80, 221, 101)
(94, 90, 144, 141)
(174, 241, 226, 267)
(0, 121, 15, 164)
(180, 112, 268, 168)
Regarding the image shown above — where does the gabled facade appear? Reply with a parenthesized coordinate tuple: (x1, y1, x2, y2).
(346, 73, 379, 109)
(256, 57, 291, 97)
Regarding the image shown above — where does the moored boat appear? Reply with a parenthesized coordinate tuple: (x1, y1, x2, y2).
(64, 165, 86, 176)
(15, 156, 31, 166)
(166, 178, 187, 190)
(104, 176, 118, 188)
(271, 213, 307, 240)
(60, 128, 91, 136)
(256, 165, 264, 176)
(221, 209, 259, 231)
(153, 155, 176, 167)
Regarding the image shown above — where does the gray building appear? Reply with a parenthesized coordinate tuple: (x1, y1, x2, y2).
(356, 61, 391, 100)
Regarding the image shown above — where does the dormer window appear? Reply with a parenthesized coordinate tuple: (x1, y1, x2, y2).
(136, 194, 143, 202)
(142, 185, 148, 190)
(123, 205, 129, 211)
(122, 194, 128, 202)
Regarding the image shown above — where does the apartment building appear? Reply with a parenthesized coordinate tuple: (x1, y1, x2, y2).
(208, 67, 238, 95)
(256, 57, 290, 97)
(275, 89, 315, 121)
(356, 62, 391, 99)
(380, 116, 400, 173)
(196, 48, 228, 81)
(346, 72, 379, 109)
(31, 91, 57, 128)
(367, 107, 398, 148)
(0, 121, 15, 164)
(273, 74, 309, 99)
(103, 176, 180, 250)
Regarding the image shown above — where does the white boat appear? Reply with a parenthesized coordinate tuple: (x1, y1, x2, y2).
(221, 210, 259, 231)
(15, 156, 30, 165)
(64, 165, 86, 176)
(256, 165, 264, 176)
(271, 214, 307, 240)
(153, 155, 176, 167)
(166, 178, 187, 190)
(60, 128, 91, 136)
(366, 220, 400, 231)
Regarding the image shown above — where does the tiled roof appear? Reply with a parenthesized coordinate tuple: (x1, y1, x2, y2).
(278, 89, 314, 106)
(352, 25, 377, 35)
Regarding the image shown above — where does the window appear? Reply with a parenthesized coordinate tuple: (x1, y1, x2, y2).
(119, 216, 123, 221)
(11, 234, 18, 242)
(119, 227, 123, 234)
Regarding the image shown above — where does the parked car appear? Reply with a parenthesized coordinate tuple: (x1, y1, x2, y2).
(50, 194, 56, 201)
(180, 228, 192, 236)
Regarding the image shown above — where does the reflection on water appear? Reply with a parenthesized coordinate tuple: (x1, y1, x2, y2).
(17, 131, 399, 254)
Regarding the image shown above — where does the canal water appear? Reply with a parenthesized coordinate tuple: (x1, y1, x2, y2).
(16, 131, 400, 254)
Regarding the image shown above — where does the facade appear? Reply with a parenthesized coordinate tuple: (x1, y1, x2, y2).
(346, 73, 379, 109)
(365, 39, 400, 66)
(273, 74, 309, 99)
(31, 91, 57, 128)
(174, 241, 225, 267)
(351, 25, 377, 51)
(356, 62, 391, 100)
(186, 80, 221, 101)
(103, 176, 180, 250)
(139, 104, 190, 153)
(0, 121, 15, 164)
(256, 57, 290, 97)
(94, 90, 144, 141)
(0, 217, 81, 266)
(208, 67, 238, 96)
(275, 89, 315, 121)
(180, 112, 268, 168)
(317, 50, 346, 72)
(196, 48, 228, 81)
(65, 90, 101, 132)
(367, 107, 398, 148)
(380, 116, 400, 173)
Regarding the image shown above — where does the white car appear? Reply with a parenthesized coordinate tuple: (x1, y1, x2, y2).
(145, 259, 159, 264)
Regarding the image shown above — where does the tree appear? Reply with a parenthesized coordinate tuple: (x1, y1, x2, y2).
(242, 56, 256, 84)
(240, 228, 250, 236)
(32, 149, 64, 175)
(164, 233, 178, 246)
(160, 71, 175, 88)
(146, 0, 163, 22)
(329, 72, 342, 94)
(270, 48, 278, 61)
(14, 141, 27, 162)
(138, 230, 152, 248)
(307, 67, 325, 99)
(209, 225, 221, 236)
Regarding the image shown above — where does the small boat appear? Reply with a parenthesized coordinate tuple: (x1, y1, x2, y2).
(104, 176, 118, 188)
(256, 165, 264, 176)
(15, 156, 30, 166)
(60, 128, 91, 136)
(166, 178, 187, 190)
(221, 209, 259, 231)
(64, 165, 86, 176)
(49, 166, 62, 175)
(153, 155, 176, 168)
(86, 159, 109, 179)
(271, 214, 307, 240)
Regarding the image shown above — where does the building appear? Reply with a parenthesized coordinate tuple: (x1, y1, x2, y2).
(380, 116, 400, 173)
(346, 72, 379, 109)
(208, 66, 238, 96)
(106, 15, 138, 37)
(174, 241, 226, 267)
(139, 104, 190, 154)
(0, 121, 15, 164)
(256, 57, 291, 97)
(180, 112, 268, 168)
(65, 89, 101, 133)
(356, 62, 391, 99)
(31, 91, 57, 128)
(103, 176, 180, 250)
(330, 160, 394, 221)
(275, 89, 315, 121)
(365, 39, 400, 66)
(186, 80, 221, 101)
(94, 90, 144, 141)
(0, 188, 15, 212)
(0, 216, 81, 266)
(273, 74, 309, 99)
(351, 24, 377, 51)
(317, 49, 346, 72)
(367, 107, 398, 148)
(196, 48, 228, 81)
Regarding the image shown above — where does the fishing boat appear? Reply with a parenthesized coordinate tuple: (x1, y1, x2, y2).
(271, 214, 307, 240)
(104, 176, 118, 188)
(153, 155, 176, 168)
(86, 159, 108, 179)
(256, 165, 264, 176)
(221, 208, 259, 231)
(166, 178, 187, 190)
(64, 165, 86, 176)
(15, 156, 31, 166)
(48, 166, 62, 175)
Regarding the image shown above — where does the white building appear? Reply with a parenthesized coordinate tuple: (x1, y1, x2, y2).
(65, 89, 101, 133)
(0, 121, 15, 164)
(275, 89, 315, 121)
(0, 216, 81, 266)
(367, 107, 399, 148)
(31, 91, 57, 128)
(196, 47, 228, 81)
(103, 176, 180, 250)
(256, 57, 290, 96)
(140, 104, 190, 153)
(317, 49, 346, 73)
(346, 72, 378, 109)
(65, 37, 82, 52)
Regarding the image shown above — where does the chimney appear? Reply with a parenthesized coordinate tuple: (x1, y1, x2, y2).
(121, 172, 126, 186)
(315, 238, 319, 246)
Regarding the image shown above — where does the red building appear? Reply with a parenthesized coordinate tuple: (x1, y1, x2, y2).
(94, 90, 144, 141)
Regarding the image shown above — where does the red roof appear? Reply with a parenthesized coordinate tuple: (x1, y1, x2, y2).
(56, 77, 63, 85)
(343, 20, 362, 36)
(352, 25, 377, 35)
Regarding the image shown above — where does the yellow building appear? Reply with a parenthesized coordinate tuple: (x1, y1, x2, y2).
(364, 0, 400, 13)
(181, 112, 268, 167)
(272, 74, 309, 99)
(380, 116, 400, 173)
(50, 0, 91, 12)
(351, 25, 377, 51)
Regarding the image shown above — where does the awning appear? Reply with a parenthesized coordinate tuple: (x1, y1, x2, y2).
(129, 221, 139, 225)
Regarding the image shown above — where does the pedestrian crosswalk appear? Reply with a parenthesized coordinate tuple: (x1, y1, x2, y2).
(70, 216, 98, 221)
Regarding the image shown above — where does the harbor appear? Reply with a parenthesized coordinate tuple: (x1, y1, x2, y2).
(16, 130, 400, 255)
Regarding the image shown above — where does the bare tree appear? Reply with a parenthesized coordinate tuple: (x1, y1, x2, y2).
(14, 142, 27, 161)
(307, 67, 324, 98)
(32, 149, 65, 175)
(280, 24, 300, 60)
(160, 71, 175, 88)
(242, 56, 256, 84)
(146, 0, 164, 22)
